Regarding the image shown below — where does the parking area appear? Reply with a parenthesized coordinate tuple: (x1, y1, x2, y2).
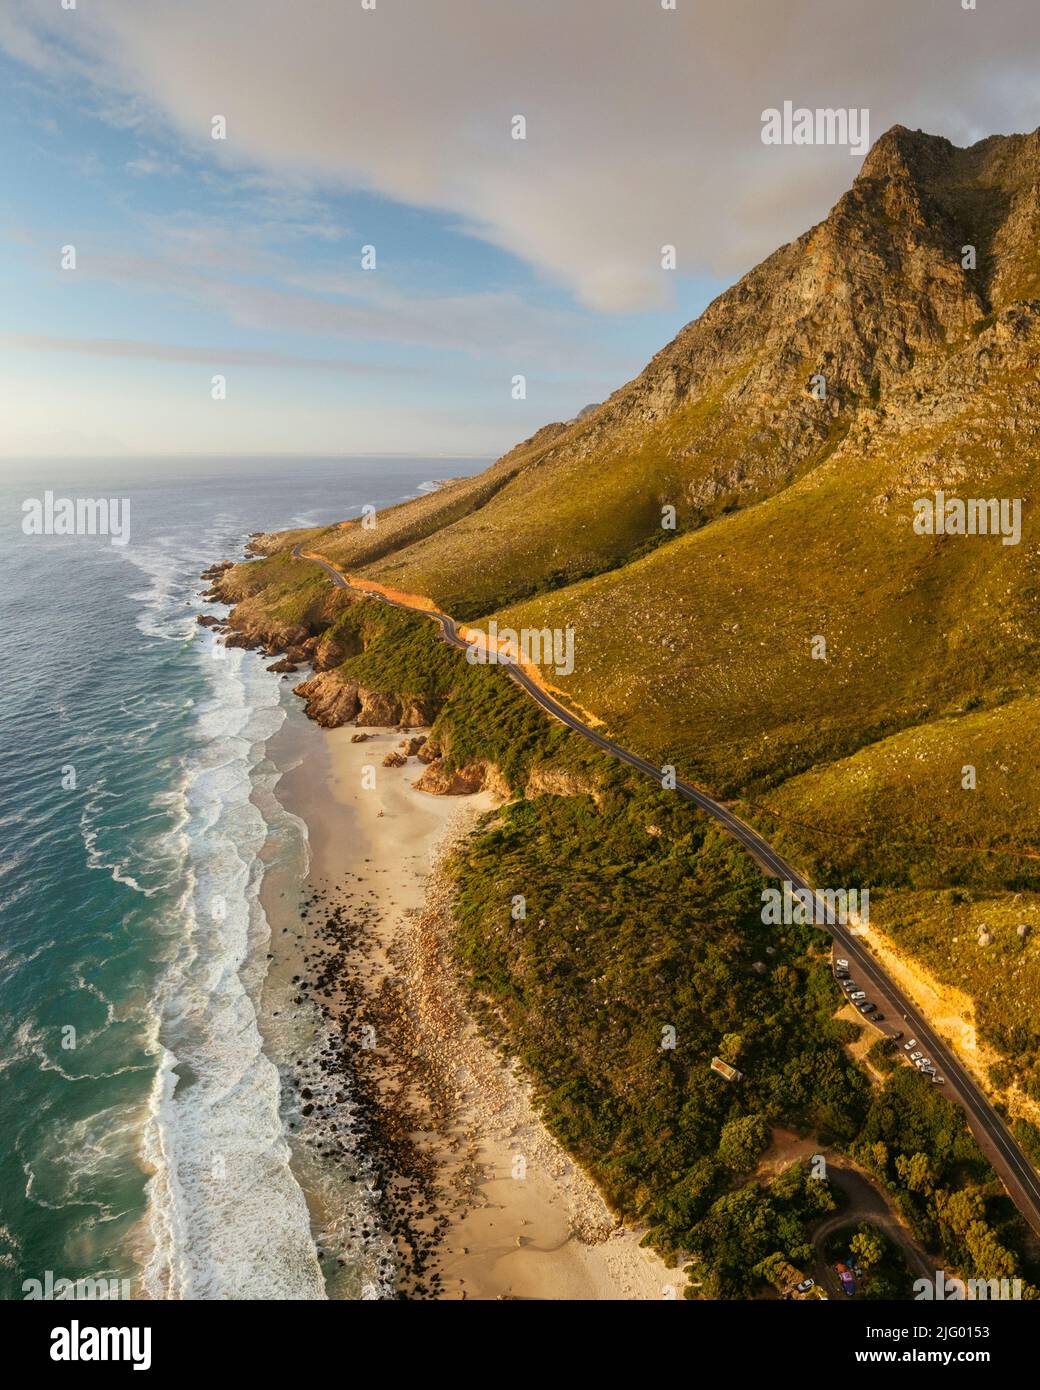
(831, 947, 946, 1088)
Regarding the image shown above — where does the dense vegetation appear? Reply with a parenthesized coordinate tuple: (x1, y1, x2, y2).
(221, 545, 1040, 1296)
(823, 1224, 914, 1300)
(853, 1068, 1037, 1294)
(440, 721, 1039, 1296)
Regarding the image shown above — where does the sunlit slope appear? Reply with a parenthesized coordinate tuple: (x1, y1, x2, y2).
(356, 128, 992, 613)
(250, 126, 1040, 629)
(758, 694, 1040, 893)
(492, 310, 1040, 795)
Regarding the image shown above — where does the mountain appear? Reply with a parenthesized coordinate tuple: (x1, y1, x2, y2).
(223, 123, 1040, 1111)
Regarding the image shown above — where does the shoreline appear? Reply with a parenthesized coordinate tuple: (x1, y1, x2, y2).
(257, 703, 677, 1299)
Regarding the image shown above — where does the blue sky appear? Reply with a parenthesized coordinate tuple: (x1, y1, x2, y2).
(1, 0, 1036, 459)
(0, 45, 723, 457)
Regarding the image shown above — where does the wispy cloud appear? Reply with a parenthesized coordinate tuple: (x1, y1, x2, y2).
(0, 333, 422, 374)
(3, 0, 1039, 311)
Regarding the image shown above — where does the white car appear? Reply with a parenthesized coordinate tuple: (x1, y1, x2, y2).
(836, 958, 849, 970)
(904, 1039, 918, 1051)
(850, 991, 866, 1001)
(910, 1051, 924, 1061)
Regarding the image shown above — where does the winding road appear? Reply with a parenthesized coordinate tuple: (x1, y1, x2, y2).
(292, 542, 1040, 1241)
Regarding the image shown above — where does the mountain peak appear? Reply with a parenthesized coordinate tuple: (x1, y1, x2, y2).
(859, 123, 956, 181)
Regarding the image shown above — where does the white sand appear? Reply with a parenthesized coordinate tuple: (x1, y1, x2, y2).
(276, 720, 679, 1301)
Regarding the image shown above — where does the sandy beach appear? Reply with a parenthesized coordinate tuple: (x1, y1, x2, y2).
(258, 709, 678, 1300)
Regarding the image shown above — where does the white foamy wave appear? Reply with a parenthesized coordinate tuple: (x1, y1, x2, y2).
(139, 643, 323, 1300)
(23, 1101, 144, 1221)
(81, 815, 160, 898)
(0, 1225, 21, 1271)
(109, 521, 325, 1298)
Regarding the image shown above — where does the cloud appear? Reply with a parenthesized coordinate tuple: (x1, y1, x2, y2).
(125, 155, 181, 177)
(0, 332, 422, 373)
(54, 247, 599, 366)
(3, 0, 1039, 312)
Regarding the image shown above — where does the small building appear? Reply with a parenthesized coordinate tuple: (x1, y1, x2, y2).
(710, 1056, 743, 1082)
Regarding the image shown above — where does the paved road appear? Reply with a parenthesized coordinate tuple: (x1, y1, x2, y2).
(291, 543, 1040, 1239)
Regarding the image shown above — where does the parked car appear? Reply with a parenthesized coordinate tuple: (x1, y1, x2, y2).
(871, 1014, 885, 1023)
(904, 1039, 918, 1051)
(795, 1278, 815, 1293)
(910, 1051, 924, 1060)
(857, 1002, 875, 1013)
(850, 991, 866, 1001)
(836, 958, 849, 970)
(890, 1031, 903, 1041)
(932, 1076, 946, 1085)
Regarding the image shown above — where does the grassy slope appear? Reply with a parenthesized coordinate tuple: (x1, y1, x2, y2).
(495, 335, 1040, 795)
(216, 131, 1040, 1283)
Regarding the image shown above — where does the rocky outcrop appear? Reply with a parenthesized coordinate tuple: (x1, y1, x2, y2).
(402, 697, 440, 726)
(412, 758, 509, 798)
(356, 690, 401, 725)
(412, 760, 487, 795)
(293, 671, 361, 727)
(289, 673, 436, 731)
(524, 765, 601, 802)
(382, 750, 408, 768)
(313, 630, 360, 672)
(399, 735, 427, 756)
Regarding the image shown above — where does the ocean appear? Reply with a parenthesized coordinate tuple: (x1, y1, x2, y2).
(0, 456, 480, 1301)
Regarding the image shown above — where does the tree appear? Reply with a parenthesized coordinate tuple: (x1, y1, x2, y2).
(850, 1226, 886, 1271)
(718, 1114, 770, 1171)
(895, 1151, 935, 1194)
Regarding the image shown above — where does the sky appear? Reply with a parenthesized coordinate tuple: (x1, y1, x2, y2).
(1, 0, 1038, 460)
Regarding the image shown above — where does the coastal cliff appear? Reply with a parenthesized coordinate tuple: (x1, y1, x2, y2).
(200, 125, 1040, 1298)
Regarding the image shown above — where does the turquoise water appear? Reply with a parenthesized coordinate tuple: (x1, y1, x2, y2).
(0, 458, 477, 1300)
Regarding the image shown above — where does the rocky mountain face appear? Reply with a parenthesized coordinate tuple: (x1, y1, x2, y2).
(262, 123, 1035, 618)
(205, 125, 1040, 1217)
(559, 124, 1038, 453)
(217, 123, 1040, 796)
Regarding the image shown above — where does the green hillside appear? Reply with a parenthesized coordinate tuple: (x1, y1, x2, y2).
(220, 124, 1040, 1157)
